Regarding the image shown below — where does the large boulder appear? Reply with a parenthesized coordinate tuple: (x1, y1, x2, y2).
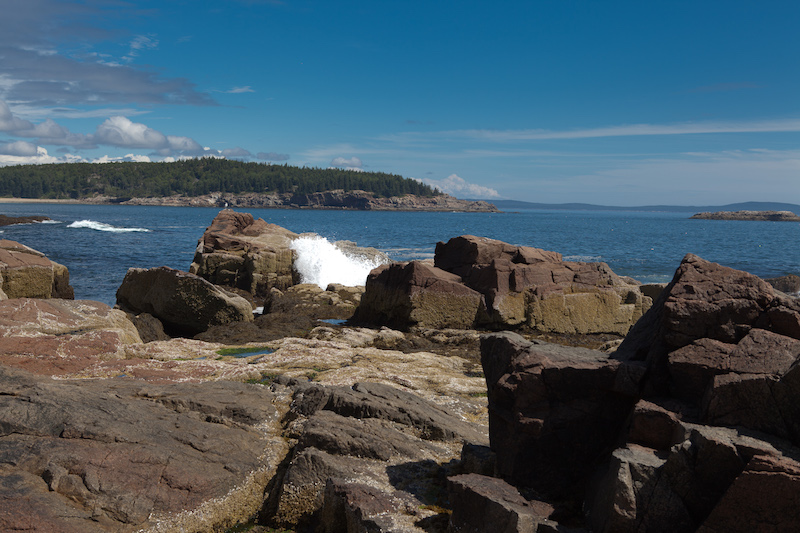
(355, 234, 651, 334)
(0, 239, 73, 299)
(352, 261, 483, 330)
(189, 209, 298, 298)
(0, 364, 287, 532)
(116, 266, 253, 336)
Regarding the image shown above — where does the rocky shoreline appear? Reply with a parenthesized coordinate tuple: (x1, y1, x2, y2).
(690, 209, 800, 221)
(80, 190, 499, 212)
(1, 209, 799, 532)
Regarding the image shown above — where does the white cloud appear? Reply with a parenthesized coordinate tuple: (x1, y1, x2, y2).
(227, 86, 255, 94)
(436, 118, 800, 142)
(93, 153, 152, 163)
(330, 156, 363, 169)
(0, 140, 39, 156)
(94, 116, 168, 149)
(422, 174, 500, 199)
(0, 146, 60, 166)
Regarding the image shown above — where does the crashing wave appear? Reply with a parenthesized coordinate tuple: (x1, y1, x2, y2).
(291, 235, 386, 288)
(67, 220, 150, 233)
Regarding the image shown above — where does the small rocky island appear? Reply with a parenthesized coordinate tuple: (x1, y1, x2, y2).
(690, 210, 800, 221)
(1, 209, 800, 532)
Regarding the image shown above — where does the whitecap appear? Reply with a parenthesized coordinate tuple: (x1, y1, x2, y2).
(67, 220, 151, 233)
(291, 235, 386, 288)
(39, 220, 63, 224)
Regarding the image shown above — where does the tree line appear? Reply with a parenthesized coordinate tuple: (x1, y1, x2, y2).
(0, 159, 440, 199)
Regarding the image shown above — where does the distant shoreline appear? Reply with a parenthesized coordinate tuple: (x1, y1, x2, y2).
(0, 198, 83, 204)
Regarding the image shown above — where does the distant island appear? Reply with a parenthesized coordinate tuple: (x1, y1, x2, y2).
(690, 210, 800, 222)
(486, 199, 800, 214)
(0, 159, 496, 212)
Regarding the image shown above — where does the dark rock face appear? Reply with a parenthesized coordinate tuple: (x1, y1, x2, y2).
(472, 254, 800, 533)
(448, 474, 557, 533)
(766, 274, 800, 294)
(481, 332, 636, 497)
(352, 260, 483, 330)
(265, 378, 488, 530)
(0, 214, 51, 226)
(0, 365, 286, 532)
(0, 239, 74, 299)
(355, 235, 651, 334)
(116, 265, 253, 336)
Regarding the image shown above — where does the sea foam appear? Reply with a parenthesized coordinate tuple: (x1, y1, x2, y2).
(291, 235, 384, 288)
(68, 220, 151, 233)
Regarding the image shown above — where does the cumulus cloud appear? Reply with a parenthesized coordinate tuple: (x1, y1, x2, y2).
(0, 145, 61, 167)
(330, 156, 363, 169)
(0, 140, 39, 156)
(422, 174, 500, 199)
(92, 116, 205, 156)
(94, 116, 169, 149)
(257, 152, 290, 161)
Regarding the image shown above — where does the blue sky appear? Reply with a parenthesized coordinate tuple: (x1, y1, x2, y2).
(0, 0, 798, 206)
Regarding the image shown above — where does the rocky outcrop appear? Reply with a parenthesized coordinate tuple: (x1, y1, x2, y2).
(0, 364, 286, 532)
(766, 274, 800, 294)
(114, 190, 499, 212)
(0, 214, 51, 226)
(189, 209, 298, 298)
(0, 239, 73, 299)
(0, 298, 141, 376)
(265, 378, 487, 531)
(465, 254, 800, 532)
(116, 266, 254, 336)
(690, 210, 800, 221)
(354, 235, 651, 335)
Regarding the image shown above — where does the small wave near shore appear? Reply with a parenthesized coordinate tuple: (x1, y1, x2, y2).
(67, 220, 151, 233)
(291, 235, 385, 288)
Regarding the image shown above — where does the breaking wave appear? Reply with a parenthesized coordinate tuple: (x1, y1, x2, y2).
(67, 220, 151, 233)
(291, 235, 385, 288)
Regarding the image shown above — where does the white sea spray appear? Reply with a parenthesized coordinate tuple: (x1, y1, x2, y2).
(291, 235, 385, 288)
(67, 220, 150, 233)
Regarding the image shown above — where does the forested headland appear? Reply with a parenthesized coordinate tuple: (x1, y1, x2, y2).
(0, 158, 439, 199)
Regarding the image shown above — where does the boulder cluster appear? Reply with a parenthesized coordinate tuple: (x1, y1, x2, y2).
(354, 235, 653, 335)
(468, 253, 800, 532)
(1, 208, 799, 532)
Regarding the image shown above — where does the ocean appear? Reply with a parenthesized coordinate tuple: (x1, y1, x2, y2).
(1, 203, 798, 305)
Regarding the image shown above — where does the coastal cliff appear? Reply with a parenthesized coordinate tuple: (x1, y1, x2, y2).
(690, 209, 800, 221)
(86, 190, 499, 212)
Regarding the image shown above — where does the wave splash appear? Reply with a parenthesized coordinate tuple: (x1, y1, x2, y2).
(67, 220, 151, 233)
(291, 235, 385, 288)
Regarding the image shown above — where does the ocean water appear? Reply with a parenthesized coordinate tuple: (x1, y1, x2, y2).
(0, 203, 798, 305)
